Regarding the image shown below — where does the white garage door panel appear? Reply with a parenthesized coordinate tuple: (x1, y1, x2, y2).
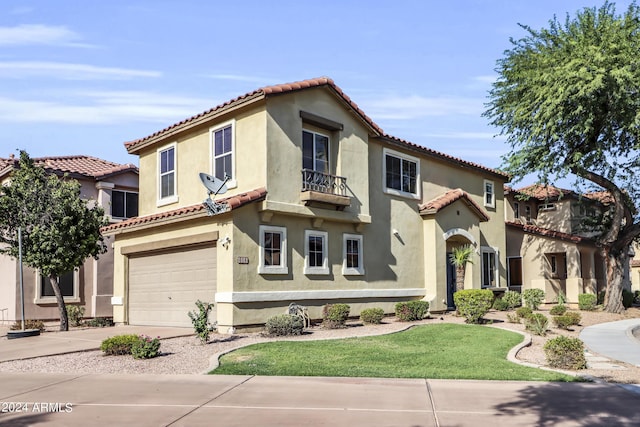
(128, 246, 217, 327)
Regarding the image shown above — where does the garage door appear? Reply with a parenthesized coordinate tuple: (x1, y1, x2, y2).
(128, 245, 216, 327)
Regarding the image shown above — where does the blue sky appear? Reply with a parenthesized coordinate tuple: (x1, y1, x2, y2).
(0, 0, 633, 185)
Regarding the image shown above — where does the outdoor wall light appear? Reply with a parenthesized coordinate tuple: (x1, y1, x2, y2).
(392, 229, 400, 236)
(220, 236, 231, 248)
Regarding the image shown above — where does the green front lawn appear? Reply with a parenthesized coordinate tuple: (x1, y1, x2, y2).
(211, 323, 579, 381)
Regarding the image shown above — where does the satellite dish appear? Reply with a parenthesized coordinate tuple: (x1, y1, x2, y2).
(199, 173, 229, 196)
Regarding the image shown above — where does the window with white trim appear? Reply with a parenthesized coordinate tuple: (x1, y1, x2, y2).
(304, 230, 329, 275)
(383, 148, 420, 198)
(158, 143, 177, 204)
(481, 247, 498, 288)
(484, 179, 495, 208)
(35, 269, 80, 303)
(212, 121, 236, 187)
(342, 234, 364, 275)
(258, 226, 288, 274)
(111, 190, 138, 219)
(302, 130, 330, 174)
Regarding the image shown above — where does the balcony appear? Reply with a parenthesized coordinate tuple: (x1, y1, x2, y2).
(300, 169, 350, 210)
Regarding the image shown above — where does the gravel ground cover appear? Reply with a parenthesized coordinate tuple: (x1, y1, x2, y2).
(1, 306, 639, 383)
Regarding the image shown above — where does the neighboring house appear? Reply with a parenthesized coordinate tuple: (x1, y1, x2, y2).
(103, 77, 509, 331)
(0, 155, 139, 323)
(504, 184, 616, 303)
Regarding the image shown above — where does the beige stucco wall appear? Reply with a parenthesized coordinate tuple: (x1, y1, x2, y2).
(535, 199, 573, 233)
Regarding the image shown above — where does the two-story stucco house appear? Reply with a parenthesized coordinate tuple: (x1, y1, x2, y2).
(103, 77, 509, 332)
(0, 155, 139, 324)
(504, 184, 613, 303)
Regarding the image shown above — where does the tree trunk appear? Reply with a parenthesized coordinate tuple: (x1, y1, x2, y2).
(49, 275, 69, 331)
(456, 266, 465, 292)
(604, 250, 626, 314)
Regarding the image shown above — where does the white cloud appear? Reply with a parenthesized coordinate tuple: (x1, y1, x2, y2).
(421, 131, 504, 140)
(474, 75, 497, 84)
(0, 91, 213, 124)
(201, 73, 273, 84)
(361, 95, 484, 120)
(0, 61, 161, 80)
(0, 24, 90, 47)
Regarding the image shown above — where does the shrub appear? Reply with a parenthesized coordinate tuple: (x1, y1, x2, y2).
(578, 293, 597, 311)
(552, 311, 581, 330)
(549, 304, 567, 316)
(453, 289, 494, 324)
(322, 303, 351, 329)
(506, 313, 520, 323)
(395, 301, 429, 321)
(10, 319, 46, 332)
(623, 289, 635, 308)
(492, 297, 509, 311)
(635, 290, 640, 304)
(100, 334, 140, 356)
(66, 305, 85, 327)
(131, 335, 161, 359)
(265, 314, 304, 336)
(502, 290, 522, 310)
(544, 336, 587, 370)
(524, 313, 548, 336)
(522, 289, 545, 310)
(188, 300, 216, 344)
(516, 306, 533, 319)
(597, 291, 606, 305)
(86, 317, 114, 327)
(360, 308, 385, 324)
(556, 291, 567, 305)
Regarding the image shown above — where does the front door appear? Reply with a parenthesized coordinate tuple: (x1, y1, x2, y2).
(446, 252, 456, 310)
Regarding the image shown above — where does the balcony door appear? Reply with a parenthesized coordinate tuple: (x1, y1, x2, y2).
(303, 130, 329, 174)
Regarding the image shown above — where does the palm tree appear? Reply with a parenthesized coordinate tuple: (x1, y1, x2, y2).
(449, 245, 474, 292)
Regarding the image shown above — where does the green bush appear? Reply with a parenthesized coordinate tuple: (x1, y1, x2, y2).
(86, 317, 114, 327)
(492, 297, 509, 311)
(516, 306, 533, 320)
(100, 334, 140, 356)
(502, 290, 522, 310)
(524, 313, 548, 336)
(522, 289, 545, 310)
(131, 335, 161, 359)
(597, 291, 606, 305)
(188, 300, 216, 344)
(623, 289, 635, 308)
(578, 293, 597, 311)
(360, 308, 385, 324)
(506, 313, 520, 323)
(552, 311, 581, 330)
(10, 319, 46, 332)
(544, 336, 587, 370)
(322, 303, 351, 329)
(66, 305, 85, 327)
(395, 301, 429, 321)
(265, 314, 304, 336)
(453, 289, 494, 324)
(555, 291, 567, 305)
(549, 304, 567, 316)
(635, 290, 640, 304)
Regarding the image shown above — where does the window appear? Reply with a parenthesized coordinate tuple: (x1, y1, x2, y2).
(212, 122, 236, 187)
(342, 234, 364, 275)
(538, 203, 556, 211)
(36, 269, 80, 303)
(481, 247, 498, 288)
(258, 226, 288, 274)
(304, 230, 329, 275)
(383, 148, 420, 198)
(111, 190, 138, 219)
(513, 202, 520, 219)
(550, 255, 557, 274)
(158, 143, 177, 204)
(525, 205, 532, 222)
(484, 180, 495, 208)
(302, 130, 329, 174)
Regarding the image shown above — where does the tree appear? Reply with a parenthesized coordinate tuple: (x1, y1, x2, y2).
(484, 2, 640, 313)
(0, 151, 108, 330)
(449, 245, 474, 292)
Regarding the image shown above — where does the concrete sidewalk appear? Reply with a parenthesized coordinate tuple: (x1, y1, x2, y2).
(580, 318, 640, 366)
(1, 374, 640, 426)
(0, 325, 192, 363)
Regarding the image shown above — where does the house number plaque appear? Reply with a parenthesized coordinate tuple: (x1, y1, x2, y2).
(237, 257, 249, 264)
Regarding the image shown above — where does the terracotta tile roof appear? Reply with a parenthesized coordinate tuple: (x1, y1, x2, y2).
(516, 184, 576, 201)
(102, 187, 267, 234)
(419, 188, 489, 221)
(506, 220, 586, 243)
(585, 191, 614, 205)
(123, 76, 509, 179)
(0, 155, 138, 180)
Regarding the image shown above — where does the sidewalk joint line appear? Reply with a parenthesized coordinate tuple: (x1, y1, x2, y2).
(425, 379, 440, 427)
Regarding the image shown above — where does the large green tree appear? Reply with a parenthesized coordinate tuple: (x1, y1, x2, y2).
(0, 151, 108, 330)
(484, 2, 640, 313)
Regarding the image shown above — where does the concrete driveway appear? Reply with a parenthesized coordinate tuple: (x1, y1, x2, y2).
(1, 374, 639, 426)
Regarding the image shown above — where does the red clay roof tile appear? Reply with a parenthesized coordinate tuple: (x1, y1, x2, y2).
(0, 155, 138, 180)
(419, 188, 490, 221)
(102, 187, 267, 234)
(506, 220, 586, 243)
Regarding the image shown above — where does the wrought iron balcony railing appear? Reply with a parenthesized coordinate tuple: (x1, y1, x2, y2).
(301, 169, 347, 196)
